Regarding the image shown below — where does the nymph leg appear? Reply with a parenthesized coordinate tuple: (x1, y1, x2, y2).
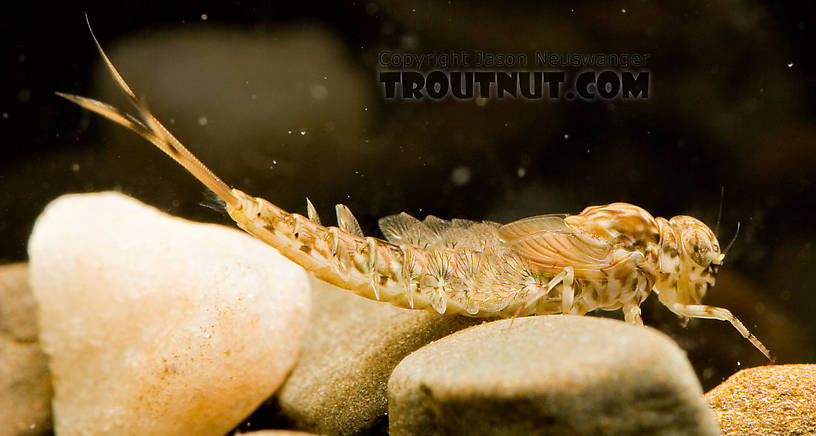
(668, 303, 773, 361)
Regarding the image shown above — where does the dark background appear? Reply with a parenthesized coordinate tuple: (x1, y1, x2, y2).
(2, 1, 815, 391)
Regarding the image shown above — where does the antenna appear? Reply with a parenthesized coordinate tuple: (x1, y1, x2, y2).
(715, 186, 725, 238)
(723, 221, 741, 255)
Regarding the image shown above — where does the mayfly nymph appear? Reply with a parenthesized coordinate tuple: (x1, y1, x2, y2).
(57, 21, 773, 361)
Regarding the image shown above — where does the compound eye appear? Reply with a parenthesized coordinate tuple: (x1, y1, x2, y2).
(684, 230, 714, 267)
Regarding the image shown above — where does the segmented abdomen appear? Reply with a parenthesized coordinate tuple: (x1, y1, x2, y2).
(226, 190, 564, 317)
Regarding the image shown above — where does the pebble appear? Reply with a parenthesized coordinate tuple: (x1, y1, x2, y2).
(27, 192, 311, 435)
(706, 364, 816, 435)
(388, 315, 719, 436)
(0, 263, 53, 435)
(238, 431, 319, 436)
(274, 276, 481, 435)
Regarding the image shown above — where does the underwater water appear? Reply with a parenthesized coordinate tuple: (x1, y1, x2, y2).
(1, 2, 815, 434)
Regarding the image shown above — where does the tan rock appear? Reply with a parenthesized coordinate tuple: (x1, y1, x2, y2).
(389, 316, 719, 436)
(275, 276, 482, 435)
(0, 263, 53, 435)
(0, 263, 40, 342)
(237, 431, 319, 436)
(27, 192, 311, 436)
(706, 364, 816, 435)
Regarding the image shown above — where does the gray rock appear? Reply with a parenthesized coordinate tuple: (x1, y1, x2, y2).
(275, 276, 483, 435)
(0, 263, 53, 435)
(388, 315, 718, 436)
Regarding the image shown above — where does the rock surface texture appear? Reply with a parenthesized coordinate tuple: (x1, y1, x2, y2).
(388, 315, 719, 436)
(275, 276, 482, 435)
(238, 431, 319, 436)
(706, 364, 816, 435)
(27, 192, 311, 436)
(0, 263, 53, 435)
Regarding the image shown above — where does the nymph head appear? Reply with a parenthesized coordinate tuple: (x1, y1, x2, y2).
(654, 215, 723, 306)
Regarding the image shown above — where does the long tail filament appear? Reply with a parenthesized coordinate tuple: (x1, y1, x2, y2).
(56, 15, 238, 208)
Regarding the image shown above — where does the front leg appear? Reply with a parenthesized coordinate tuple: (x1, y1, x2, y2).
(623, 274, 650, 326)
(603, 251, 650, 326)
(668, 302, 773, 362)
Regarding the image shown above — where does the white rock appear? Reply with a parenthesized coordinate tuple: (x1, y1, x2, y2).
(28, 192, 311, 436)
